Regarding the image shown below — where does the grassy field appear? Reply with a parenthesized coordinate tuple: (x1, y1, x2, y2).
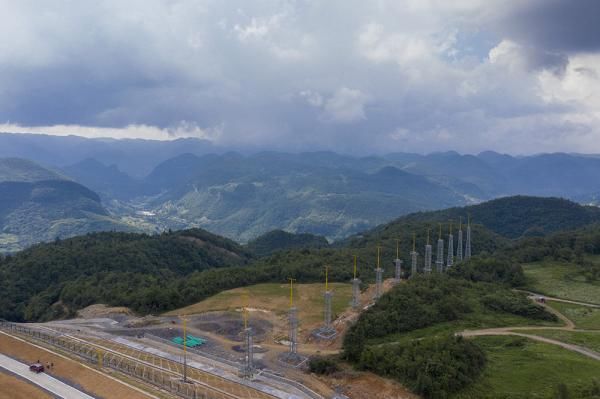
(166, 282, 353, 325)
(523, 261, 600, 304)
(546, 300, 600, 329)
(453, 336, 600, 399)
(517, 330, 600, 353)
(368, 310, 562, 347)
(0, 371, 52, 399)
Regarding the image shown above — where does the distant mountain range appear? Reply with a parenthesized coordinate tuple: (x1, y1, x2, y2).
(3, 133, 600, 250)
(0, 158, 132, 252)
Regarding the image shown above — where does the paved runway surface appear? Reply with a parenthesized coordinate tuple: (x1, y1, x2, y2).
(0, 354, 95, 399)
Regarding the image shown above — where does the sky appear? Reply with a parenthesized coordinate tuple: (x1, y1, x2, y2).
(1, 0, 600, 154)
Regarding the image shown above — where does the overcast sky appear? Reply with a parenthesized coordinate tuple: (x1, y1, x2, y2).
(1, 0, 600, 154)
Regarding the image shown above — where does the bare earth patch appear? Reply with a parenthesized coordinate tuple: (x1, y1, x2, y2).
(0, 370, 52, 399)
(321, 371, 420, 399)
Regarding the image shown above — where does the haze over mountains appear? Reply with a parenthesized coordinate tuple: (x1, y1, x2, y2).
(3, 132, 600, 252)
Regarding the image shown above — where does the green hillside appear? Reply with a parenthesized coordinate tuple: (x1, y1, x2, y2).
(0, 229, 252, 321)
(0, 158, 131, 253)
(0, 158, 66, 183)
(372, 196, 600, 239)
(140, 153, 468, 242)
(342, 260, 557, 398)
(245, 229, 329, 257)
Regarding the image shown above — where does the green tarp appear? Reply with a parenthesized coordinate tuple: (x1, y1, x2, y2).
(172, 335, 206, 347)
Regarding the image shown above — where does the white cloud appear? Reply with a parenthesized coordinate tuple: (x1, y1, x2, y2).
(0, 1, 599, 154)
(323, 88, 369, 123)
(0, 122, 221, 141)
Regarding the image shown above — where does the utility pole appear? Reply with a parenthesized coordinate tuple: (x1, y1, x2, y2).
(178, 315, 188, 383)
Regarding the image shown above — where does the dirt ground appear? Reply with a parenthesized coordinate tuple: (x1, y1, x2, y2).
(0, 332, 153, 399)
(322, 371, 420, 399)
(77, 304, 133, 319)
(0, 370, 52, 399)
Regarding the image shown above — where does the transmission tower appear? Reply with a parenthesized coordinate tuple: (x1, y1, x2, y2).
(374, 246, 383, 299)
(424, 229, 432, 274)
(447, 221, 454, 268)
(394, 239, 402, 282)
(410, 233, 418, 278)
(436, 223, 444, 273)
(465, 214, 472, 260)
(351, 255, 361, 309)
(456, 216, 464, 262)
(240, 297, 254, 378)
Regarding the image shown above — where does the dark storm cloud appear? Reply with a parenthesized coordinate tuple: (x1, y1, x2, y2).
(501, 0, 600, 54)
(1, 1, 600, 153)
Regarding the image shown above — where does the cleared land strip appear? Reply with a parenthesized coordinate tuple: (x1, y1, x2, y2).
(4, 322, 277, 399)
(78, 336, 275, 399)
(0, 332, 153, 399)
(0, 353, 95, 399)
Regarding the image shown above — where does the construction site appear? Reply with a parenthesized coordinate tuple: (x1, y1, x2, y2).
(0, 220, 472, 399)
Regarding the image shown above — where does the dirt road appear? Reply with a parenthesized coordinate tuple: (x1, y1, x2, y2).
(458, 295, 600, 361)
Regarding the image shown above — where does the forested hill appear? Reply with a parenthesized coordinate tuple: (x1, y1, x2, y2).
(246, 230, 329, 257)
(0, 157, 132, 253)
(348, 196, 600, 240)
(3, 195, 598, 323)
(0, 229, 252, 321)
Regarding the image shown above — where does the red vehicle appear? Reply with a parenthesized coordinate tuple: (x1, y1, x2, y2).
(29, 363, 44, 373)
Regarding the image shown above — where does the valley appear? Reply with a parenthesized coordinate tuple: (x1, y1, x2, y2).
(3, 188, 600, 398)
(5, 135, 600, 252)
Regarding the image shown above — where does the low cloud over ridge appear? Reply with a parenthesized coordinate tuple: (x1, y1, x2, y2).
(1, 0, 600, 154)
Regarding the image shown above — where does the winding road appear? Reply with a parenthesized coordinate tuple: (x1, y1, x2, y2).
(458, 293, 600, 361)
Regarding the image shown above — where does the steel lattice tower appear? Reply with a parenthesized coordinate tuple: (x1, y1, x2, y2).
(436, 240, 444, 272)
(242, 327, 254, 377)
(410, 234, 418, 278)
(288, 307, 298, 355)
(324, 290, 333, 330)
(240, 305, 254, 378)
(465, 216, 472, 260)
(323, 266, 335, 334)
(424, 229, 432, 274)
(457, 217, 464, 262)
(394, 258, 403, 282)
(288, 279, 298, 356)
(312, 266, 337, 339)
(447, 222, 454, 268)
(394, 239, 403, 282)
(436, 224, 444, 273)
(351, 256, 361, 309)
(374, 246, 383, 299)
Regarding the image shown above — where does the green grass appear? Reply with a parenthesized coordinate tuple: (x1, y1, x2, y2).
(453, 336, 600, 399)
(546, 300, 600, 329)
(165, 282, 353, 325)
(517, 330, 600, 353)
(369, 311, 561, 347)
(523, 261, 600, 304)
